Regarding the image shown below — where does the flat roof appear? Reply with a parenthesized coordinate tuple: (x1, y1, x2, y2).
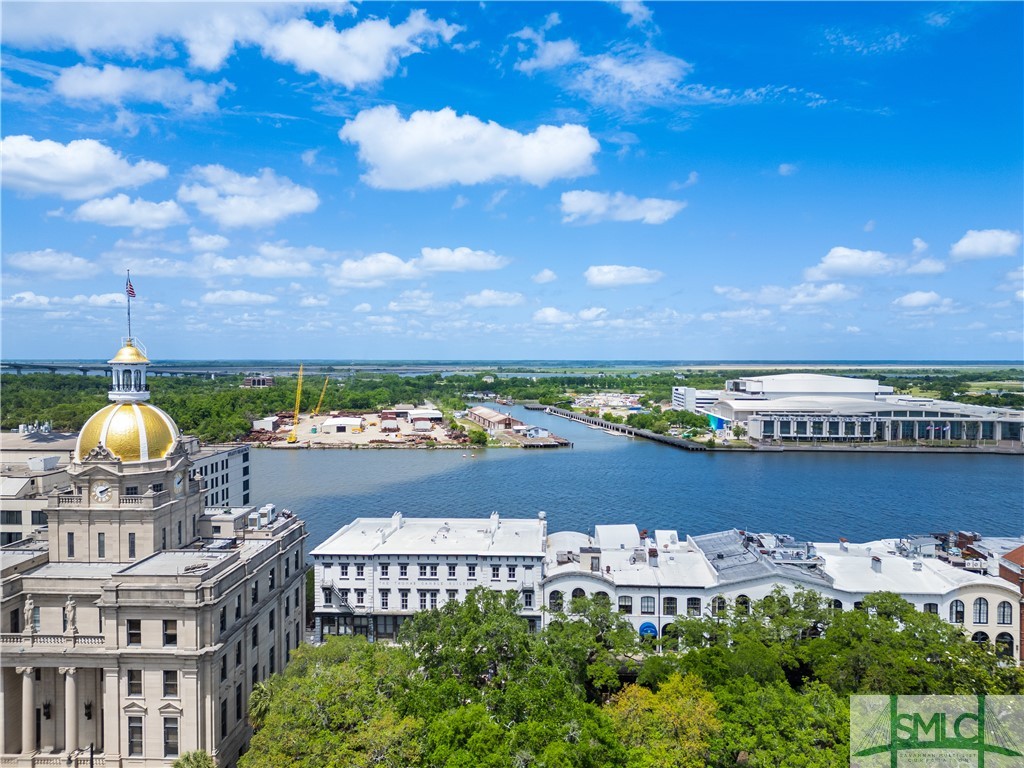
(119, 550, 233, 577)
(312, 514, 546, 558)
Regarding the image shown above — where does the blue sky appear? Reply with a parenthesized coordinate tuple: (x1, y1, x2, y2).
(2, 1, 1022, 361)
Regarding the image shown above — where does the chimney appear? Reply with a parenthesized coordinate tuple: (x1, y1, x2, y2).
(871, 556, 881, 573)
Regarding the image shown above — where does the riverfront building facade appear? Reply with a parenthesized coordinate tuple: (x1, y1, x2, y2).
(313, 514, 1021, 661)
(0, 339, 306, 768)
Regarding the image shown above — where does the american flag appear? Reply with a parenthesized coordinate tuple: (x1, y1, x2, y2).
(126, 277, 136, 298)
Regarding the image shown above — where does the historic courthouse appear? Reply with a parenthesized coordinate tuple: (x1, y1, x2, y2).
(0, 337, 307, 767)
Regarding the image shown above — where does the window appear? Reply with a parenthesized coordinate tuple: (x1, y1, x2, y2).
(618, 596, 632, 614)
(399, 564, 408, 578)
(251, 625, 259, 647)
(220, 700, 228, 738)
(523, 591, 533, 609)
(419, 564, 428, 578)
(220, 607, 227, 633)
(67, 532, 75, 558)
(711, 596, 727, 616)
(221, 656, 227, 682)
(128, 716, 143, 756)
(163, 620, 177, 646)
(430, 591, 438, 609)
(252, 581, 259, 606)
(448, 564, 456, 578)
(31, 510, 47, 526)
(161, 528, 167, 549)
(269, 609, 275, 630)
(491, 565, 500, 580)
(295, 551, 300, 571)
(950, 600, 965, 623)
(269, 646, 276, 675)
(924, 603, 939, 614)
(285, 596, 290, 617)
(163, 670, 178, 697)
(663, 597, 677, 616)
(127, 669, 142, 696)
(355, 590, 364, 606)
(176, 520, 182, 546)
(284, 557, 290, 578)
(340, 564, 349, 577)
(997, 601, 1013, 625)
(448, 590, 458, 603)
(126, 486, 139, 496)
(97, 532, 105, 559)
(380, 590, 389, 609)
(419, 591, 428, 610)
(973, 598, 989, 624)
(400, 590, 409, 610)
(243, 465, 250, 476)
(32, 606, 40, 632)
(128, 532, 136, 559)
(269, 568, 276, 590)
(235, 595, 242, 620)
(235, 684, 243, 720)
(429, 564, 438, 578)
(251, 664, 258, 686)
(356, 565, 364, 578)
(1, 510, 21, 525)
(508, 565, 517, 579)
(549, 591, 563, 612)
(127, 619, 141, 646)
(235, 642, 242, 666)
(467, 564, 477, 579)
(641, 596, 655, 615)
(380, 563, 389, 577)
(9, 609, 20, 634)
(687, 598, 701, 617)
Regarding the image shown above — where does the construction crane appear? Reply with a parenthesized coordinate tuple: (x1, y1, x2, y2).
(311, 376, 330, 417)
(286, 364, 304, 444)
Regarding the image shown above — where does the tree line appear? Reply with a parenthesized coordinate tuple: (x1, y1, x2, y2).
(241, 587, 1023, 768)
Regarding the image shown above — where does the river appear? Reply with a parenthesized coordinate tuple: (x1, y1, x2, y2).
(249, 404, 1024, 551)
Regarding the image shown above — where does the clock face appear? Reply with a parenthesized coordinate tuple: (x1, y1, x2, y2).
(90, 481, 112, 503)
(174, 472, 185, 496)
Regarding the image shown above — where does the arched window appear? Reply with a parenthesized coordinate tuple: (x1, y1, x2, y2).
(997, 601, 1013, 625)
(971, 631, 989, 644)
(548, 591, 563, 612)
(973, 597, 988, 624)
(134, 369, 142, 390)
(995, 632, 1014, 658)
(593, 591, 610, 607)
(571, 588, 586, 600)
(686, 597, 701, 616)
(832, 599, 843, 611)
(949, 600, 965, 623)
(735, 595, 750, 615)
(711, 596, 726, 615)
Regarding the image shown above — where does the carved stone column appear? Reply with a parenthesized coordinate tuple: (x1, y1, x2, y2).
(16, 667, 34, 754)
(60, 666, 78, 753)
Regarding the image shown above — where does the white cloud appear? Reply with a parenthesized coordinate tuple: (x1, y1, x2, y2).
(339, 105, 599, 189)
(463, 289, 524, 308)
(352, 302, 372, 313)
(845, 325, 861, 334)
(912, 237, 928, 254)
(824, 28, 909, 55)
(0, 135, 167, 200)
(5, 249, 98, 279)
(568, 45, 691, 109)
(905, 258, 946, 275)
(53, 64, 229, 113)
(584, 264, 663, 288)
(200, 290, 277, 305)
(189, 230, 230, 252)
(418, 246, 510, 272)
(299, 296, 327, 307)
(452, 194, 469, 210)
(2, 290, 125, 309)
(778, 163, 798, 176)
(682, 171, 699, 188)
(892, 290, 941, 308)
(194, 252, 316, 278)
(700, 307, 773, 323)
(259, 10, 461, 89)
(328, 252, 419, 288)
(72, 194, 188, 229)
(387, 289, 438, 313)
(949, 229, 1022, 260)
(514, 36, 581, 75)
(578, 306, 607, 321)
(177, 165, 319, 228)
(617, 2, 654, 30)
(533, 306, 575, 324)
(301, 149, 319, 167)
(532, 268, 558, 284)
(715, 282, 856, 307)
(561, 190, 685, 225)
(804, 246, 900, 281)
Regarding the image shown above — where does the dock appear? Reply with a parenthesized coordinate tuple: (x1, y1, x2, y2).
(544, 407, 708, 451)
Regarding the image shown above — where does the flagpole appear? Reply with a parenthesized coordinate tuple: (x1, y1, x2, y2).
(126, 270, 132, 341)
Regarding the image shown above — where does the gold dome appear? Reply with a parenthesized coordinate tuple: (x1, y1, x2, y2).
(108, 341, 150, 365)
(76, 402, 178, 463)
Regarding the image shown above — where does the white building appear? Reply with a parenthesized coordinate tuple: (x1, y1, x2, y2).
(0, 337, 307, 768)
(311, 512, 547, 640)
(313, 514, 1020, 660)
(671, 387, 722, 413)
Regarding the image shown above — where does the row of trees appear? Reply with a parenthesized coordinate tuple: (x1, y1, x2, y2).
(241, 587, 1023, 768)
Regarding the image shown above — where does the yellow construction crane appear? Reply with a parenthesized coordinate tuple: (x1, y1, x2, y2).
(311, 376, 329, 416)
(286, 364, 304, 444)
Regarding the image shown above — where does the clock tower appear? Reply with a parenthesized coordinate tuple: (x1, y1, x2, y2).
(47, 337, 202, 563)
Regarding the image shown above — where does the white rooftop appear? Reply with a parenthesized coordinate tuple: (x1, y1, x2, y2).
(311, 512, 547, 558)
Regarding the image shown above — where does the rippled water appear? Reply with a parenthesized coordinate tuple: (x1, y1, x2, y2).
(249, 405, 1024, 551)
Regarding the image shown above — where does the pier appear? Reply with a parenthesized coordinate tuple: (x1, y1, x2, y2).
(544, 407, 708, 451)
